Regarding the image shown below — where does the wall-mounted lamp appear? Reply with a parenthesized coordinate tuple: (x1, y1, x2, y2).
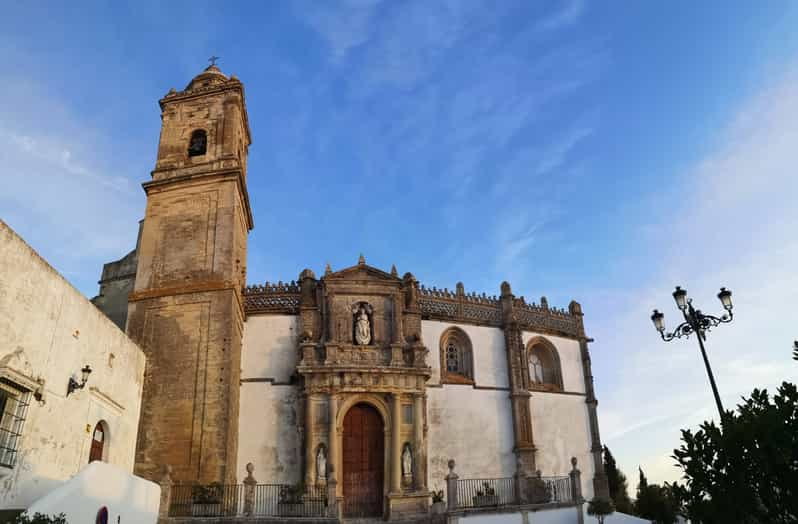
(67, 365, 92, 396)
(33, 377, 46, 404)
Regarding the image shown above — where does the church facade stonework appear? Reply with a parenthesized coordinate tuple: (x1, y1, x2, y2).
(94, 65, 608, 520)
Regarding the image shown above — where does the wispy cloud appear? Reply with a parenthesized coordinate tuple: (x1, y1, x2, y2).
(0, 76, 143, 293)
(535, 0, 585, 32)
(592, 63, 798, 485)
(298, 0, 383, 64)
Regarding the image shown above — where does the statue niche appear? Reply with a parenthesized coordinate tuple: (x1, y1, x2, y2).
(352, 302, 374, 346)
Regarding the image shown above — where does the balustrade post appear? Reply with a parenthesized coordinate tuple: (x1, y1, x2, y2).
(570, 457, 585, 524)
(514, 456, 528, 505)
(445, 459, 459, 511)
(569, 457, 583, 502)
(243, 462, 257, 516)
(327, 464, 341, 519)
(158, 464, 172, 520)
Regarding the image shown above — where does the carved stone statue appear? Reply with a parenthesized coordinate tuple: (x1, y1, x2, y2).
(353, 305, 371, 345)
(402, 444, 413, 478)
(316, 446, 327, 482)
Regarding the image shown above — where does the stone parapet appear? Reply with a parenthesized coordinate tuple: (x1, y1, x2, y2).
(243, 279, 584, 339)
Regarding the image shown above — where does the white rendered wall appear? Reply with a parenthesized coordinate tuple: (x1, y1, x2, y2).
(423, 321, 508, 387)
(423, 320, 515, 492)
(26, 461, 159, 524)
(0, 221, 146, 511)
(238, 314, 302, 483)
(522, 331, 594, 498)
(241, 314, 299, 383)
(426, 387, 516, 494)
(529, 392, 594, 499)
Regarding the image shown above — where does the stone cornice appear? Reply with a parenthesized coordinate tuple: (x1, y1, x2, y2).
(143, 167, 255, 231)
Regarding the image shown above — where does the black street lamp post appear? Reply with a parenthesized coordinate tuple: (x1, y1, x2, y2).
(650, 286, 734, 421)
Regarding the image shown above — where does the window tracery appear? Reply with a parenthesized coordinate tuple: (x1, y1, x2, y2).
(439, 327, 473, 383)
(526, 337, 563, 391)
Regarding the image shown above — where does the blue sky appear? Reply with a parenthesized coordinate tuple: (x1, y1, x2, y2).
(2, 0, 798, 487)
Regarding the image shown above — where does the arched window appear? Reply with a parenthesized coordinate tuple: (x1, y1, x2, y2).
(526, 337, 563, 391)
(439, 327, 473, 384)
(188, 129, 207, 157)
(89, 421, 107, 463)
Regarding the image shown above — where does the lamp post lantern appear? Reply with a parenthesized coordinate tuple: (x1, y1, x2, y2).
(650, 286, 733, 421)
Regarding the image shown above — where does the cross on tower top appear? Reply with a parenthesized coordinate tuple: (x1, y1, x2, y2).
(208, 55, 220, 67)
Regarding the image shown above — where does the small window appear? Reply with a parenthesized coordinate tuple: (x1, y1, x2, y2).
(0, 380, 31, 468)
(526, 338, 563, 391)
(439, 327, 474, 383)
(188, 129, 207, 157)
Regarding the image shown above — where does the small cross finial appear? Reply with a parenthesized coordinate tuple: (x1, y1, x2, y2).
(208, 55, 220, 67)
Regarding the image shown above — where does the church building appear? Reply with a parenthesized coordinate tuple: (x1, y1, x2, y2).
(93, 64, 609, 520)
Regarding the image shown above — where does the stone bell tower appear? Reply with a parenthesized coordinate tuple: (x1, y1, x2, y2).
(126, 63, 253, 484)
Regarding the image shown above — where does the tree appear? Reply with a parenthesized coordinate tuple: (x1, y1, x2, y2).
(587, 497, 615, 524)
(634, 468, 679, 524)
(602, 446, 634, 514)
(670, 381, 798, 523)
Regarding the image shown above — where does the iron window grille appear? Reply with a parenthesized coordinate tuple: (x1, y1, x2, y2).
(0, 379, 31, 468)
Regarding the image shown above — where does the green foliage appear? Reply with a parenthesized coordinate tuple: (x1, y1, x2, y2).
(191, 482, 223, 504)
(587, 497, 615, 524)
(431, 489, 444, 503)
(634, 469, 679, 524)
(602, 446, 634, 514)
(11, 513, 67, 524)
(670, 381, 798, 524)
(279, 482, 306, 504)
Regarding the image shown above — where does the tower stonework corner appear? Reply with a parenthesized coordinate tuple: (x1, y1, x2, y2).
(126, 64, 253, 484)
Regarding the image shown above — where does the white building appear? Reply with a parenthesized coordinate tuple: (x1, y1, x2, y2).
(0, 220, 146, 518)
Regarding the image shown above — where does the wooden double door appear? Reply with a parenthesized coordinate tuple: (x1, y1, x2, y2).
(342, 403, 385, 518)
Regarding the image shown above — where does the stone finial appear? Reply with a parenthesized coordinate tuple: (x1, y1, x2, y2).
(403, 272, 416, 282)
(245, 462, 255, 479)
(391, 264, 398, 277)
(456, 282, 465, 295)
(540, 296, 549, 309)
(300, 268, 316, 280)
(325, 262, 332, 276)
(501, 281, 512, 297)
(569, 300, 583, 315)
(447, 459, 456, 473)
(358, 253, 366, 265)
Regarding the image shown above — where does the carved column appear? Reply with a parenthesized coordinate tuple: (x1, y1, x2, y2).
(569, 301, 609, 499)
(299, 269, 320, 342)
(328, 393, 339, 495)
(305, 394, 317, 485)
(500, 282, 537, 475)
(391, 393, 402, 493)
(413, 393, 426, 490)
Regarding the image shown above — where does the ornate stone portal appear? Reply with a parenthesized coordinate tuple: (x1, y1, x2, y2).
(296, 257, 431, 520)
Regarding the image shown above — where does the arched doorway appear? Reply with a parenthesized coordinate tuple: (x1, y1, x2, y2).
(89, 422, 106, 463)
(342, 403, 384, 517)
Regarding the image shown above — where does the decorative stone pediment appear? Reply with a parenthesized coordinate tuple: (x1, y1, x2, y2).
(323, 263, 401, 286)
(294, 257, 430, 382)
